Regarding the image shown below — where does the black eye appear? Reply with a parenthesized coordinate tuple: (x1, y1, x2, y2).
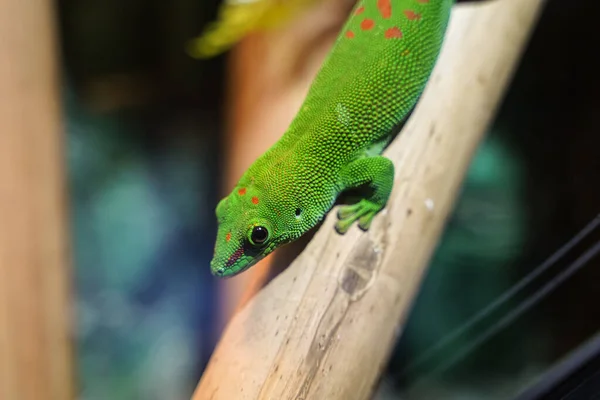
(295, 208, 302, 217)
(250, 226, 268, 245)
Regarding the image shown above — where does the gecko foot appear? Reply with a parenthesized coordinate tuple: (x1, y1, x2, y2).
(334, 199, 381, 234)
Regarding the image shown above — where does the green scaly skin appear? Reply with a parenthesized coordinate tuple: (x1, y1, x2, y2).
(211, 0, 456, 277)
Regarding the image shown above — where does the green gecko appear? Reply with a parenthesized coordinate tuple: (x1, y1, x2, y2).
(211, 0, 466, 277)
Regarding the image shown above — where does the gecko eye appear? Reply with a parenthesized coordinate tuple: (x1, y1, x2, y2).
(249, 226, 269, 246)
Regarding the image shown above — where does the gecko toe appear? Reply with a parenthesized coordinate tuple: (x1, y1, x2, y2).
(335, 220, 351, 235)
(336, 200, 381, 234)
(358, 213, 375, 231)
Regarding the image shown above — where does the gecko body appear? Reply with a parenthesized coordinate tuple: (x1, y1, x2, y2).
(211, 0, 457, 277)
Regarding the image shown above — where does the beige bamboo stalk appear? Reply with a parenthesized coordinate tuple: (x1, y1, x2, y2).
(193, 0, 546, 398)
(0, 0, 74, 399)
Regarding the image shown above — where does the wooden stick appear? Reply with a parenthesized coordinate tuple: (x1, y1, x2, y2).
(193, 0, 545, 398)
(0, 1, 74, 399)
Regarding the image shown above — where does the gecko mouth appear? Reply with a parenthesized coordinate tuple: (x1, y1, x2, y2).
(212, 255, 265, 278)
(212, 243, 267, 278)
(225, 247, 244, 268)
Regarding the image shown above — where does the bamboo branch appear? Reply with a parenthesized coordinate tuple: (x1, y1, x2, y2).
(0, 1, 74, 399)
(193, 0, 545, 398)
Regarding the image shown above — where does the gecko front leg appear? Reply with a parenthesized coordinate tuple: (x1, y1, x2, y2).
(335, 155, 395, 234)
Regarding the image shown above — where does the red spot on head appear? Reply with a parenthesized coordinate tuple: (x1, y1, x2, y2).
(225, 232, 231, 242)
(404, 10, 421, 20)
(345, 30, 355, 39)
(377, 0, 392, 19)
(360, 19, 375, 31)
(385, 27, 403, 39)
(354, 6, 365, 15)
(238, 187, 246, 195)
(251, 196, 259, 205)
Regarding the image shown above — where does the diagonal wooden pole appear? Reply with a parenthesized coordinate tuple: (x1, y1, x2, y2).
(193, 0, 546, 399)
(0, 0, 74, 399)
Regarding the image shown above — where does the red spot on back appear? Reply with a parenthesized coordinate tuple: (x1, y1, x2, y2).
(360, 19, 375, 31)
(225, 232, 231, 242)
(385, 27, 403, 39)
(416, 0, 430, 3)
(404, 10, 421, 20)
(251, 196, 259, 205)
(345, 30, 355, 39)
(238, 188, 246, 195)
(354, 6, 365, 15)
(377, 0, 392, 19)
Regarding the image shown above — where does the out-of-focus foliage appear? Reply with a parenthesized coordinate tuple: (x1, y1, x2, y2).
(187, 0, 321, 58)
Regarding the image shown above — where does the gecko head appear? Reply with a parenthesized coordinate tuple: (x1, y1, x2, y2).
(210, 186, 298, 278)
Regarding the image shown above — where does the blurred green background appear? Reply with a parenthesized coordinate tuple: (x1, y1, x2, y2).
(56, 0, 600, 398)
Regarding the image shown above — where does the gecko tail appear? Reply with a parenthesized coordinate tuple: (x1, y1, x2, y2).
(187, 0, 487, 59)
(187, 0, 320, 59)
